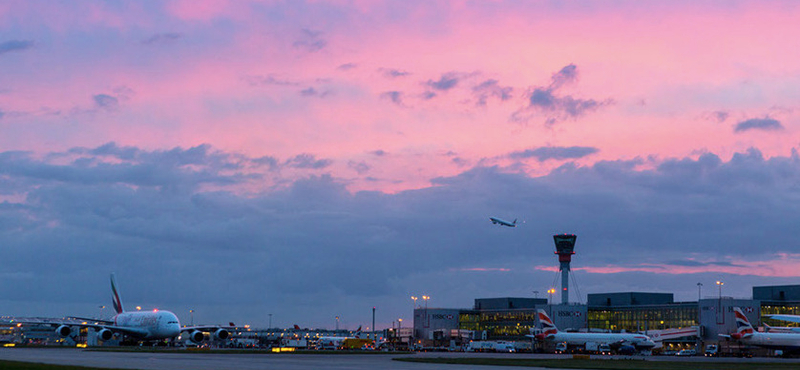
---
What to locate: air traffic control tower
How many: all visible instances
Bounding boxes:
[553,234,577,304]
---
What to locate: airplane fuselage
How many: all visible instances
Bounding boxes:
[113,310,181,340]
[548,332,655,349]
[489,217,516,227]
[742,332,800,351]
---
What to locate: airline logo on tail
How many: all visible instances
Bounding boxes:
[536,309,558,339]
[110,274,124,314]
[732,307,754,339]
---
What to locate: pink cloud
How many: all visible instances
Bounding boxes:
[534,254,800,278]
[165,0,255,22]
[453,268,511,272]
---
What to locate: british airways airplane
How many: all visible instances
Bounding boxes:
[489,217,517,227]
[720,307,800,352]
[529,309,656,353]
[33,274,230,344]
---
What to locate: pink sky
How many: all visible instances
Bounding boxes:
[4,1,800,324]
[2,1,799,193]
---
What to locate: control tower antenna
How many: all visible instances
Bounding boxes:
[553,234,577,304]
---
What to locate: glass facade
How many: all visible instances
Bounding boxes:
[459,309,537,340]
[587,303,698,332]
[761,304,800,328]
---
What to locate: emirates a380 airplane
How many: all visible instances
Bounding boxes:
[36,274,231,344]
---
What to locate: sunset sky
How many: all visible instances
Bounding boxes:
[2,0,800,329]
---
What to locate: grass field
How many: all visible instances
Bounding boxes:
[393,357,800,370]
[85,347,412,355]
[0,360,128,370]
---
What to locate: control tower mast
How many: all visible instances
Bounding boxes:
[553,234,577,304]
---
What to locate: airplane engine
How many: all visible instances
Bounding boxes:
[56,325,72,337]
[98,328,114,341]
[213,328,229,340]
[189,330,205,343]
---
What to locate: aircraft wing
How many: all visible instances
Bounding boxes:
[101,325,150,338]
[14,320,149,338]
[67,316,114,325]
[181,325,233,333]
[767,315,800,324]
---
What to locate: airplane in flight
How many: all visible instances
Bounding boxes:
[529,309,656,353]
[720,307,800,351]
[20,274,231,344]
[489,217,517,227]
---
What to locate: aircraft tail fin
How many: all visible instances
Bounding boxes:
[732,307,755,339]
[355,325,362,334]
[294,324,301,330]
[537,309,558,337]
[513,219,517,225]
[110,273,124,314]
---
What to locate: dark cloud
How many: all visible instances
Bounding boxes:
[293,29,327,52]
[141,33,183,45]
[473,79,513,106]
[4,144,800,328]
[712,111,729,123]
[0,40,34,56]
[380,91,403,105]
[508,146,599,161]
[93,94,119,110]
[253,155,279,170]
[299,87,331,98]
[381,68,410,78]
[664,260,741,267]
[451,157,469,167]
[514,64,612,125]
[1,143,246,192]
[370,150,387,156]
[0,109,4,119]
[549,64,578,89]
[337,63,357,71]
[243,75,299,87]
[734,117,783,133]
[348,161,370,175]
[425,72,460,91]
[285,153,332,169]
[421,91,437,100]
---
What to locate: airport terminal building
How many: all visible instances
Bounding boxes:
[412,284,800,352]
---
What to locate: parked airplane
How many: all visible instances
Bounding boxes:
[529,309,655,353]
[767,314,800,324]
[23,274,231,344]
[720,307,800,351]
[489,217,517,227]
[316,326,362,349]
[765,324,800,334]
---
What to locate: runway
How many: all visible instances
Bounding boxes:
[4,348,800,370]
[0,348,551,370]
